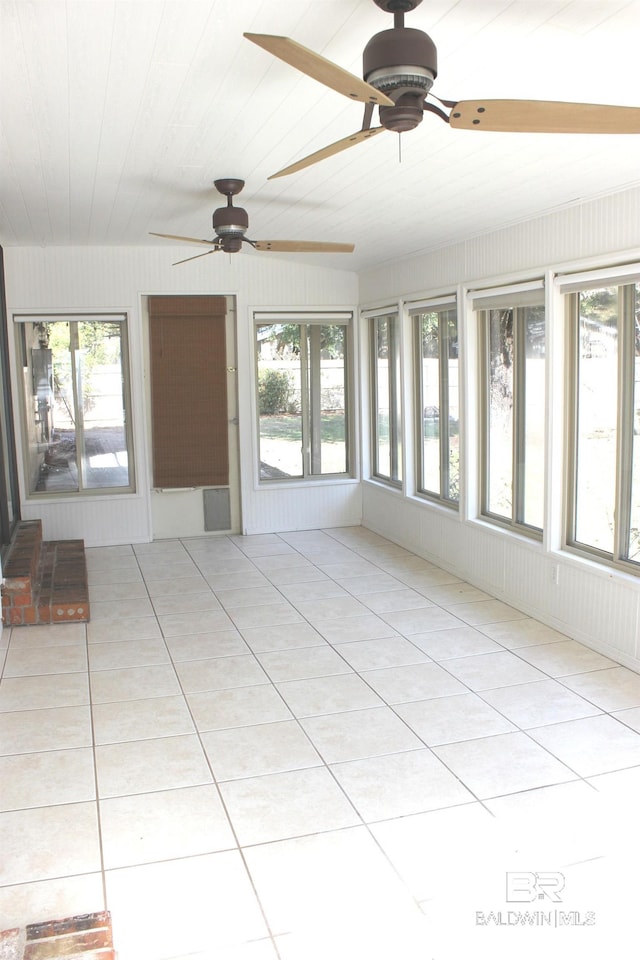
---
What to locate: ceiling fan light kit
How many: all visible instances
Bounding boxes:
[244,0,640,179]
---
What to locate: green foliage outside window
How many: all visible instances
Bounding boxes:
[258,368,291,414]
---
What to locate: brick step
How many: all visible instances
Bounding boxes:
[0,911,114,960]
[1,520,90,626]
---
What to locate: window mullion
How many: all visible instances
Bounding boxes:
[513,308,526,525]
[565,294,580,547]
[299,325,311,478]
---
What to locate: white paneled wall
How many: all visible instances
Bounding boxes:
[359,184,640,673]
[4,246,360,544]
[4,184,640,672]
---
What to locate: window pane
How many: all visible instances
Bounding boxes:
[629,285,640,562]
[22,318,133,495]
[313,324,348,475]
[257,324,303,480]
[522,306,546,528]
[375,318,392,478]
[574,288,618,553]
[256,318,352,482]
[33,323,77,493]
[373,313,401,482]
[487,309,514,518]
[419,313,441,495]
[417,307,459,502]
[77,321,130,489]
[445,310,460,502]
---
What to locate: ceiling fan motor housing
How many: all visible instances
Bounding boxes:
[364,27,437,132]
[213,203,249,247]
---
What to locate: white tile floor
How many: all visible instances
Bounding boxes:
[1,526,640,959]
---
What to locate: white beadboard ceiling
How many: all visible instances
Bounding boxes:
[1,0,640,273]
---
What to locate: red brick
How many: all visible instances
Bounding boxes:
[37,604,52,623]
[26,912,111,940]
[24,930,113,959]
[13,592,34,607]
[4,525,89,627]
[22,606,37,625]
[3,577,32,594]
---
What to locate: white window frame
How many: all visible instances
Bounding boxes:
[367,307,403,487]
[253,310,355,483]
[409,294,459,507]
[472,280,546,537]
[559,266,640,571]
[14,312,135,498]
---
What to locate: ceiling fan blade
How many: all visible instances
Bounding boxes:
[269,126,385,179]
[149,232,218,246]
[448,99,640,134]
[172,249,221,266]
[244,33,393,106]
[254,240,354,253]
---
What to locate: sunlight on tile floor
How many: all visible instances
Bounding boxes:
[2,526,640,959]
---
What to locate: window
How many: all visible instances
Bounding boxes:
[16,314,135,495]
[475,283,546,534]
[411,297,459,504]
[255,312,353,481]
[370,310,402,485]
[564,276,640,567]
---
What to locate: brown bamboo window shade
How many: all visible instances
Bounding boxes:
[149,296,229,488]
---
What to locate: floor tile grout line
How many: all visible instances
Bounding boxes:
[206,545,613,790]
[87,531,640,802]
[187,538,470,938]
[137,536,302,960]
[88,544,155,918]
[88,544,290,955]
[5,527,640,952]
[83,617,111,918]
[210,534,640,803]
[184,536,501,835]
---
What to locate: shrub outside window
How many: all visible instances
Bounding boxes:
[16,314,134,496]
[255,313,353,481]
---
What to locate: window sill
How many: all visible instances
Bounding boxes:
[255,476,360,492]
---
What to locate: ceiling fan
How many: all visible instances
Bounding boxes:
[150,178,354,263]
[245,0,640,179]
